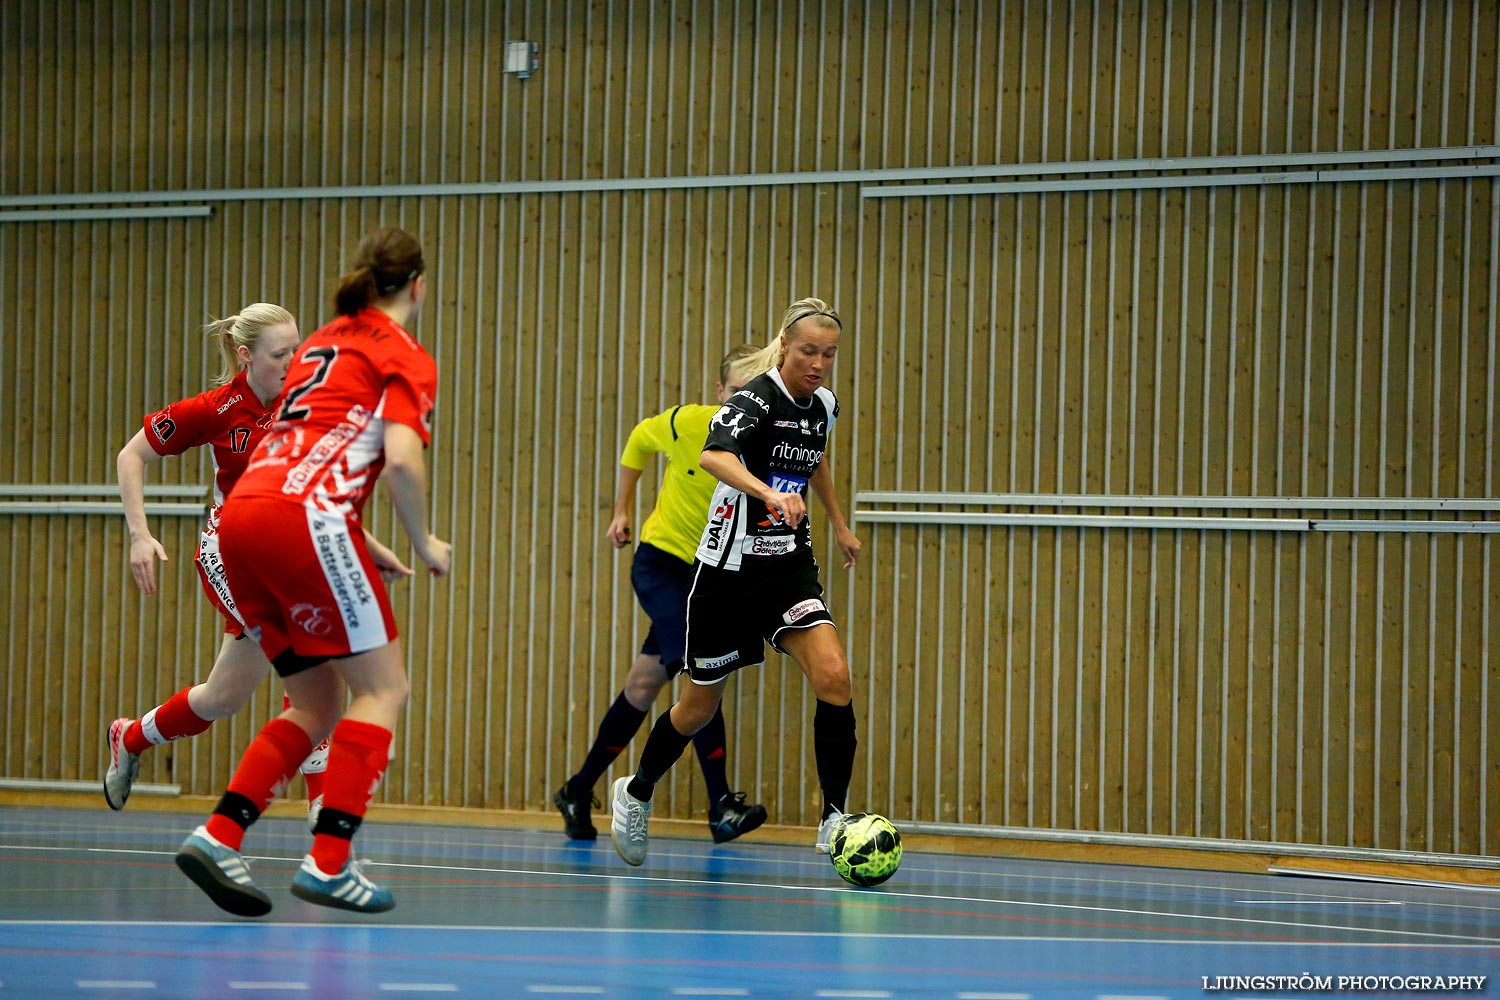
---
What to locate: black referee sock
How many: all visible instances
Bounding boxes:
[627,711,694,802]
[813,699,857,820]
[690,704,731,806]
[569,692,648,798]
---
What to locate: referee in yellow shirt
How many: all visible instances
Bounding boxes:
[555,344,767,843]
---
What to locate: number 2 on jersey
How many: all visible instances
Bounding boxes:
[278,346,339,422]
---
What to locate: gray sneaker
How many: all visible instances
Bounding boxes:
[815,809,845,854]
[174,825,272,917]
[103,718,141,811]
[609,776,651,866]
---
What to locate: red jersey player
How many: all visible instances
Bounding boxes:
[175,228,451,917]
[105,305,411,818]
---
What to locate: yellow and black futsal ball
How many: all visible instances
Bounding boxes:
[829,813,903,887]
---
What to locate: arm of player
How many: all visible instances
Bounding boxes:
[809,458,861,569]
[382,422,452,577]
[362,529,415,582]
[607,465,644,548]
[116,429,169,596]
[700,448,807,530]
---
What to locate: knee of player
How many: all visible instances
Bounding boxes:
[623,671,666,706]
[673,700,718,734]
[811,666,852,706]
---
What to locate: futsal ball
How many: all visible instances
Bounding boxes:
[829,812,903,887]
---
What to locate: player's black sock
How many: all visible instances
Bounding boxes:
[628,711,693,802]
[569,692,647,797]
[814,699,857,819]
[691,704,731,806]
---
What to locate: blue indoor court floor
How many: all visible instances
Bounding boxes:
[1,805,1496,999]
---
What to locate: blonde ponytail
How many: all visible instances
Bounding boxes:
[202,303,297,385]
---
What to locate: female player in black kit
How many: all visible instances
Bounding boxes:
[608,298,861,865]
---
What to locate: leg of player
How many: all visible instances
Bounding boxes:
[777,624,857,853]
[554,652,664,840]
[610,679,726,866]
[289,641,408,914]
[286,693,332,830]
[694,702,767,843]
[174,664,343,917]
[106,634,272,810]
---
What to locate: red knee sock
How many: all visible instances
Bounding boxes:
[309,719,392,874]
[282,694,329,805]
[204,717,313,850]
[124,687,212,755]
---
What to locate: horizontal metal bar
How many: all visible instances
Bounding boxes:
[0,206,214,222]
[0,777,181,797]
[2,146,1494,208]
[854,510,1312,531]
[862,162,1500,198]
[897,820,1500,870]
[1312,519,1500,534]
[854,491,1500,512]
[1269,867,1500,893]
[0,484,206,498]
[0,501,203,516]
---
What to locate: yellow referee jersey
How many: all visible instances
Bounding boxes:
[619,403,719,565]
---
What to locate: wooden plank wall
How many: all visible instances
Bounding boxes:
[1,0,1496,854]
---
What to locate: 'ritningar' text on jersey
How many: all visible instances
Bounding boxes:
[695,368,838,571]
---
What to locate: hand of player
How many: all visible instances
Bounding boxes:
[764,490,807,530]
[366,535,416,583]
[834,525,862,569]
[418,534,453,577]
[129,534,168,596]
[606,512,632,549]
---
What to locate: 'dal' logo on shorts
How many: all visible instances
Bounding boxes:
[291,603,334,636]
[783,599,825,624]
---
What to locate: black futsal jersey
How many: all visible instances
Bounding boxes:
[694,367,839,572]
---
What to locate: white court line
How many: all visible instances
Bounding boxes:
[525,988,604,995]
[4,830,1497,915]
[1234,900,1403,906]
[228,984,308,991]
[4,920,1499,948]
[1096,996,1170,1000]
[379,987,459,994]
[671,990,751,997]
[957,994,1032,999]
[814,992,893,999]
[47,843,1463,947]
[76,984,155,991]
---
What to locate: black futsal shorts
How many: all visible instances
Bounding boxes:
[683,551,835,684]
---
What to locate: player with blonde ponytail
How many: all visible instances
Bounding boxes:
[104,304,412,826]
[609,295,863,867]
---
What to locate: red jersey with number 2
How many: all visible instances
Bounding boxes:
[143,367,275,529]
[235,307,437,518]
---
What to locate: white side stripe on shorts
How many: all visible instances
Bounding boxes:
[305,505,388,653]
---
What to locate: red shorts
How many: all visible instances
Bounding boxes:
[195,527,247,637]
[218,497,398,674]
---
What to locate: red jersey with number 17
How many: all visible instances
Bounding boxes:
[143,367,276,530]
[234,307,437,519]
